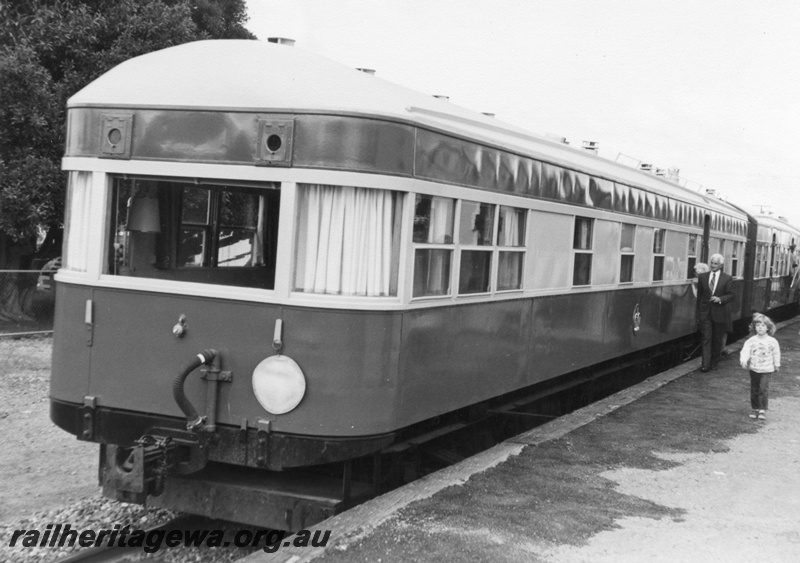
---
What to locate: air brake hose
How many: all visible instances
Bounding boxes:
[172,349,217,430]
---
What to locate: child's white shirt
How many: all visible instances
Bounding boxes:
[739,335,781,373]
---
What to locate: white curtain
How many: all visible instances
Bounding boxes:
[500,206,521,246]
[422,196,454,295]
[298,184,395,296]
[251,195,266,266]
[497,206,524,290]
[64,171,92,272]
[428,197,453,243]
[498,251,523,290]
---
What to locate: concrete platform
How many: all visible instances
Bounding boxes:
[248,319,800,563]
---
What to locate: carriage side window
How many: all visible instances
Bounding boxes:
[412,195,455,297]
[764,240,770,276]
[619,223,636,283]
[780,245,789,275]
[458,201,494,294]
[773,244,779,276]
[755,243,765,278]
[497,206,526,291]
[652,228,665,281]
[773,244,780,276]
[295,184,401,297]
[572,217,593,286]
[64,171,92,272]
[686,234,698,279]
[785,245,792,275]
[709,239,730,272]
[781,245,787,275]
[783,245,790,275]
[781,245,788,275]
[731,241,741,277]
[108,177,280,289]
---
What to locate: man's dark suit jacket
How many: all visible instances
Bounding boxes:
[697,270,734,329]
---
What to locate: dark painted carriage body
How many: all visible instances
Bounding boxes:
[50,41,800,523]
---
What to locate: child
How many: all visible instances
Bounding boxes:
[739,313,781,420]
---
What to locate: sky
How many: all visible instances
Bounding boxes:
[244,0,800,227]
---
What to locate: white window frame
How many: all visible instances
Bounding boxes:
[652,228,666,282]
[495,205,527,294]
[456,200,495,296]
[572,216,594,286]
[411,194,456,300]
[619,223,636,284]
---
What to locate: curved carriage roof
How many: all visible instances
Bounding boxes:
[69,39,742,220]
[753,214,800,232]
[752,214,800,241]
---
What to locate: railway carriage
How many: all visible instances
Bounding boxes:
[745,214,800,314]
[50,39,797,529]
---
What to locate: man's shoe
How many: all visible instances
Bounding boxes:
[700,367,709,373]
[757,410,766,421]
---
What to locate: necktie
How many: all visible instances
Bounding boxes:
[710,273,717,294]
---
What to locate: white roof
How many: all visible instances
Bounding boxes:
[68,39,492,122]
[754,214,800,236]
[69,39,743,217]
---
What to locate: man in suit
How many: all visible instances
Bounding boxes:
[697,253,735,372]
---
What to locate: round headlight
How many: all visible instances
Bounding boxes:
[252,355,306,415]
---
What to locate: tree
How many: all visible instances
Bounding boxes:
[187,0,255,39]
[0,0,254,317]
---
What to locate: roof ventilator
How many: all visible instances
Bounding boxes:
[666,168,681,184]
[267,37,295,46]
